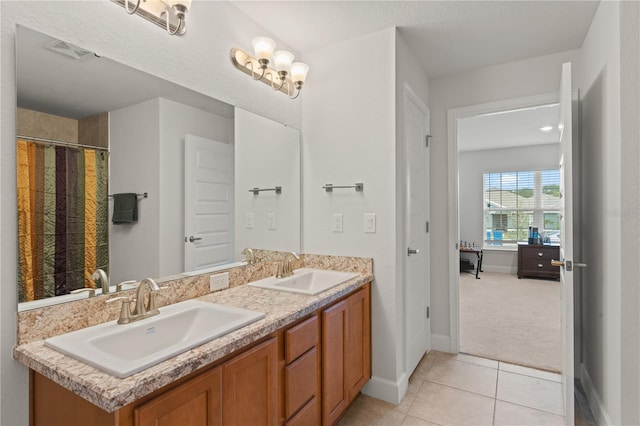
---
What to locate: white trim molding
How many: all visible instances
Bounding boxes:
[430,334,451,352]
[362,373,408,405]
[579,364,613,425]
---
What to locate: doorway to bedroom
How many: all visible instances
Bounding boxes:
[455,98,562,373]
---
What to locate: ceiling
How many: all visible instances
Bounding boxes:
[231,1,599,78]
[457,103,560,152]
[17,26,233,120]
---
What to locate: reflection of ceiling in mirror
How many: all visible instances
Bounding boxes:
[16,25,233,120]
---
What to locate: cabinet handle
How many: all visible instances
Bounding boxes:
[538,252,543,257]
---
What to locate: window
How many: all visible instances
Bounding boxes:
[483,170,561,247]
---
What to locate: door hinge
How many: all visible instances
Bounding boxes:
[426,221,429,233]
[426,307,430,319]
[426,134,433,147]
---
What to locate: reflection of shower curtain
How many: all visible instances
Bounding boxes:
[17,139,108,302]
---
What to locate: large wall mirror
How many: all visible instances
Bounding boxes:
[16,25,301,310]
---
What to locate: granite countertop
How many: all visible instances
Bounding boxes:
[14,273,372,413]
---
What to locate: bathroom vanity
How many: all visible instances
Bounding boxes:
[15,257,372,426]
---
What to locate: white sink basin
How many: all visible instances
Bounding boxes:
[248,268,360,295]
[44,300,265,378]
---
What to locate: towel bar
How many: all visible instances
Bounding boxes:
[108,192,148,199]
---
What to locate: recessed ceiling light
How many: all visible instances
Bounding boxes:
[539,126,554,132]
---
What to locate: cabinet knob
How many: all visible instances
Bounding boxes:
[538,252,543,257]
[538,263,544,268]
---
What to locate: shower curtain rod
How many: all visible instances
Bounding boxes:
[17,135,110,152]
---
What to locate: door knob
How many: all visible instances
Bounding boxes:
[189,236,202,243]
[407,248,420,256]
[551,259,588,271]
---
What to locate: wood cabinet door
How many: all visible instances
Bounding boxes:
[222,337,279,426]
[347,287,371,402]
[321,300,348,426]
[134,367,222,426]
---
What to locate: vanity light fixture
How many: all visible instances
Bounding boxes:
[230,37,309,99]
[113,0,191,36]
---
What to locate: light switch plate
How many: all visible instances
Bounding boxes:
[364,213,376,233]
[210,272,229,292]
[245,212,255,229]
[267,213,277,230]
[332,214,344,232]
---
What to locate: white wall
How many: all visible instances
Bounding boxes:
[234,108,301,257]
[428,49,581,345]
[109,99,162,284]
[459,143,560,273]
[302,28,403,402]
[0,2,301,423]
[158,98,234,277]
[578,1,640,424]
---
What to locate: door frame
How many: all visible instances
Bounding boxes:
[403,82,431,376]
[446,92,559,353]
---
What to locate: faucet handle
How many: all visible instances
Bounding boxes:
[106,296,133,324]
[71,288,96,298]
[116,280,139,292]
[147,286,169,314]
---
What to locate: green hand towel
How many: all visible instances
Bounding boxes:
[112,193,138,224]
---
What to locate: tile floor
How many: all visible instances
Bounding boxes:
[338,351,568,426]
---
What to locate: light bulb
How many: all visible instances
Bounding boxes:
[290,62,309,84]
[273,50,294,73]
[251,37,276,61]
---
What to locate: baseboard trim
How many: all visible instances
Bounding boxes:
[481,265,517,274]
[431,334,451,352]
[579,363,613,425]
[361,374,406,404]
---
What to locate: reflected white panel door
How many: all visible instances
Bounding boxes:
[404,84,431,376]
[557,62,576,424]
[184,135,234,272]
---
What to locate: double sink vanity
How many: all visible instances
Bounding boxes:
[14,253,373,425]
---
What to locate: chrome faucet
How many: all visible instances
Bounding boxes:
[106,278,166,324]
[241,248,257,265]
[90,269,109,294]
[276,252,300,278]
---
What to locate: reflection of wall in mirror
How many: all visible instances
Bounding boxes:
[234,108,301,258]
[109,97,233,284]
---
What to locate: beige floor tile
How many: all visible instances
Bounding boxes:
[338,394,406,426]
[497,371,564,416]
[402,415,441,425]
[397,377,425,414]
[494,400,566,425]
[455,352,500,369]
[408,381,495,425]
[426,357,498,397]
[499,362,561,383]
[411,354,436,381]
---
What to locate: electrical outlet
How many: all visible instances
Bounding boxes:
[364,213,376,233]
[332,213,344,232]
[267,213,277,230]
[245,212,255,229]
[210,272,229,292]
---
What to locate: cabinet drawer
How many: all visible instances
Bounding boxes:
[520,258,556,271]
[285,347,318,419]
[285,316,319,364]
[285,396,318,426]
[520,246,559,261]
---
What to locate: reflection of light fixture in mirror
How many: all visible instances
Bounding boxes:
[230,37,310,99]
[113,0,191,36]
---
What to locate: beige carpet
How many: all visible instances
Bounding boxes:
[459,271,561,372]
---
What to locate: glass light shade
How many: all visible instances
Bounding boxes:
[273,50,294,73]
[290,62,310,83]
[251,37,276,61]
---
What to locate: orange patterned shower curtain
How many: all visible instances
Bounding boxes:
[17,139,108,303]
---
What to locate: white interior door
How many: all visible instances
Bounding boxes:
[404,84,431,376]
[558,62,576,424]
[184,135,234,272]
